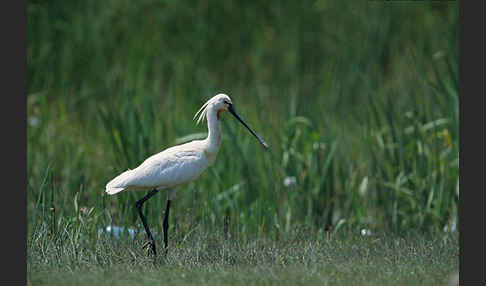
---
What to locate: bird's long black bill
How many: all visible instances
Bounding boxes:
[228,104,268,148]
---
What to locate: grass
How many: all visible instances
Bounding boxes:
[28,223,458,285]
[27,0,459,284]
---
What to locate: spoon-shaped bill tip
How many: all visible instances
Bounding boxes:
[228,105,269,149]
[260,139,269,149]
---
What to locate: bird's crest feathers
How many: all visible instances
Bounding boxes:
[193,94,230,125]
[193,99,211,125]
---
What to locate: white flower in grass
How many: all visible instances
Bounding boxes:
[28,116,39,127]
[283,176,296,187]
[360,228,372,236]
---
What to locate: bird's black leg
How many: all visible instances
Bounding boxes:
[162,199,171,255]
[135,189,159,256]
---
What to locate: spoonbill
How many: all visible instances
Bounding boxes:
[105,94,268,256]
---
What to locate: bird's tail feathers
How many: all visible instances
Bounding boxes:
[106,187,126,195]
[105,169,134,195]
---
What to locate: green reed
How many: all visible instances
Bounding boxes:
[27,1,458,242]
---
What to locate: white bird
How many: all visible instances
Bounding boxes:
[105,93,268,256]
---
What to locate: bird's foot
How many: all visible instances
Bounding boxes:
[142,238,157,256]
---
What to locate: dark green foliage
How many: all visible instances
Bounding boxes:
[27,1,459,282]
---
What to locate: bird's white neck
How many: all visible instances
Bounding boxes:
[204,107,222,156]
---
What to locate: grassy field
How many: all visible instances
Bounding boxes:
[27,1,459,285]
[28,227,458,285]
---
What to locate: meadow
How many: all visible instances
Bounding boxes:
[27,1,459,285]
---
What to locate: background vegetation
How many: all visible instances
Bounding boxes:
[27,0,459,284]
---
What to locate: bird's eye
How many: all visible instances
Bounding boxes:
[224,100,230,105]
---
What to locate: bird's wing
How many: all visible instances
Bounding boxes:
[107,144,209,193]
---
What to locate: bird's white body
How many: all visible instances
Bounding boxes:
[106,140,208,194]
[105,93,267,256]
[105,94,226,197]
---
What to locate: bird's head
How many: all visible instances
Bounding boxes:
[211,94,233,119]
[194,93,232,124]
[194,93,268,148]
